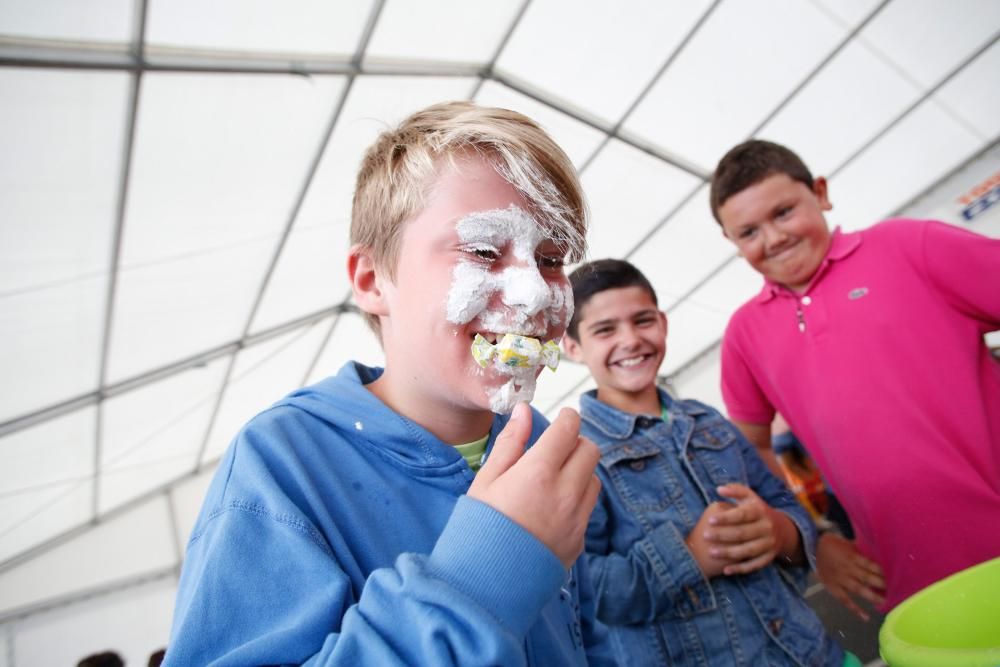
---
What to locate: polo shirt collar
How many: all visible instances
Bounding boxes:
[755,226,862,302]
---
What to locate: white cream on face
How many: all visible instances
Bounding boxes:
[445,205,573,413]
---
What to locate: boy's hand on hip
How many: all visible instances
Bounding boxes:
[816,532,885,622]
[468,403,602,569]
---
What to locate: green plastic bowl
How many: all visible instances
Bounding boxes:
[880,557,1000,667]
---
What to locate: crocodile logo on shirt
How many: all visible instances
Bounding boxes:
[848,287,869,300]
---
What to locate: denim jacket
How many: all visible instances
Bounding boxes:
[580,389,844,667]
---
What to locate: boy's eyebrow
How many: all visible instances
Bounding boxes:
[585,309,657,331]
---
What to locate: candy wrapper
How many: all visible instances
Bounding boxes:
[471,333,560,371]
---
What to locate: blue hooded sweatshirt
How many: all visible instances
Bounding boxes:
[165,362,612,666]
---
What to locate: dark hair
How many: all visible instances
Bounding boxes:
[566,259,657,340]
[148,648,167,667]
[710,139,814,224]
[76,652,124,667]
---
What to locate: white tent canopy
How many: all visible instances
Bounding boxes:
[1,1,998,664]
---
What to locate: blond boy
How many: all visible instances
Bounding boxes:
[165,102,611,666]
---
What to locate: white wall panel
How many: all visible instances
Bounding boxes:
[251,75,472,333]
[474,80,606,169]
[0,495,174,616]
[110,73,344,379]
[497,0,713,123]
[859,0,1000,89]
[100,356,229,514]
[628,186,733,308]
[201,321,331,464]
[581,140,700,263]
[307,312,385,384]
[936,38,1000,140]
[367,1,520,64]
[830,100,983,230]
[759,41,920,175]
[0,0,132,43]
[626,0,845,171]
[9,575,175,667]
[0,408,95,565]
[146,0,373,56]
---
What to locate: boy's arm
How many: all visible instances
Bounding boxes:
[571,555,617,667]
[735,429,818,575]
[913,219,1000,325]
[584,488,716,626]
[732,419,782,480]
[166,495,567,667]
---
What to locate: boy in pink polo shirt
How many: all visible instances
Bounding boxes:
[710,139,1000,617]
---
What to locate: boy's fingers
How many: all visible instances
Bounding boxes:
[723,550,772,575]
[561,435,601,485]
[716,483,751,501]
[478,402,531,483]
[521,407,581,468]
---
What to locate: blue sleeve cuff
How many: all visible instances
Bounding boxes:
[425,496,565,638]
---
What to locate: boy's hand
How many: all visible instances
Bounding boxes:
[816,532,885,621]
[700,483,797,576]
[685,502,736,578]
[468,403,602,569]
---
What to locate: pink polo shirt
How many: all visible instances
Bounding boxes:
[721,218,1000,609]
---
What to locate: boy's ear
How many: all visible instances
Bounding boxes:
[813,176,833,211]
[561,333,584,363]
[348,245,389,317]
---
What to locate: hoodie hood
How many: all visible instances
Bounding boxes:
[276,362,518,474]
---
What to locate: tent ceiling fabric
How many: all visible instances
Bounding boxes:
[1,0,998,643]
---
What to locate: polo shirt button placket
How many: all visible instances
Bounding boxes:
[796,295,811,332]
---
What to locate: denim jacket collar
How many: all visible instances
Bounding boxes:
[579,388,709,443]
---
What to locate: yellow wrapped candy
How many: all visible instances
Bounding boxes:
[471,333,560,371]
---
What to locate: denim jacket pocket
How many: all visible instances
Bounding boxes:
[601,440,683,514]
[687,419,747,488]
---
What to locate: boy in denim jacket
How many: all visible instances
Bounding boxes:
[563,258,852,667]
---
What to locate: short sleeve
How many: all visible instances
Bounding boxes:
[917,219,1000,329]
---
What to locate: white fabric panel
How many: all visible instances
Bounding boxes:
[581,140,701,262]
[145,0,373,56]
[0,69,127,421]
[497,0,713,123]
[533,362,591,415]
[542,375,597,419]
[0,0,132,43]
[0,495,174,616]
[0,407,95,565]
[474,80,606,169]
[251,75,472,333]
[625,0,845,171]
[671,346,724,413]
[366,1,520,64]
[109,73,343,380]
[658,294,729,377]
[829,100,983,231]
[0,628,7,667]
[936,38,1000,140]
[170,466,217,554]
[655,258,764,377]
[811,0,884,27]
[0,280,106,424]
[201,320,332,464]
[859,0,1000,89]
[307,312,385,384]
[9,577,175,667]
[99,356,230,515]
[627,186,733,308]
[758,40,921,176]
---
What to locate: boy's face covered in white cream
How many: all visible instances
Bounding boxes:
[376,157,574,418]
[446,205,573,413]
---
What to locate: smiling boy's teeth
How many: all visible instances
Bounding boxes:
[618,356,644,367]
